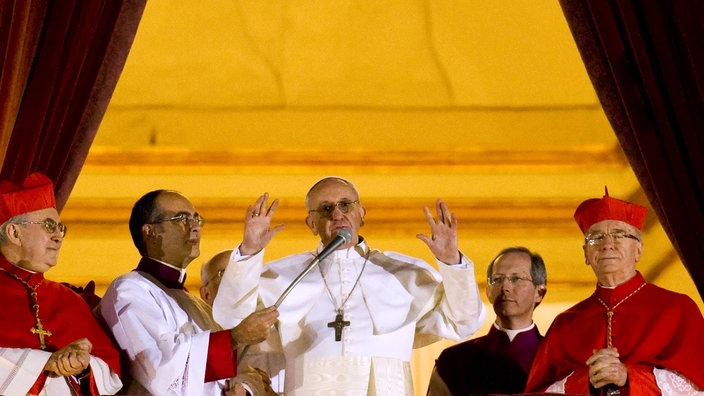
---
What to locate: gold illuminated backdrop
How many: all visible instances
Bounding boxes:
[53,1,702,394]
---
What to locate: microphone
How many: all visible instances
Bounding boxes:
[311,227,354,265]
[273,228,353,308]
[240,228,354,362]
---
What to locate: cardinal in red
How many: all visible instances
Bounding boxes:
[525,188,704,395]
[0,173,122,395]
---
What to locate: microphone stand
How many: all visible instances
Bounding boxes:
[238,229,352,361]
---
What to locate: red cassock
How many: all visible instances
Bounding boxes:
[525,272,704,394]
[0,256,121,394]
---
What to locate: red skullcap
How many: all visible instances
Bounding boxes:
[0,173,56,224]
[573,187,647,234]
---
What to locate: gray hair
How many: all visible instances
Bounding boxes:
[0,214,27,244]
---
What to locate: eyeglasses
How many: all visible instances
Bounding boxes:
[585,231,640,246]
[16,218,67,238]
[309,200,359,218]
[150,213,205,228]
[487,275,534,286]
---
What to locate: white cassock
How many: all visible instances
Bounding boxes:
[0,349,121,396]
[98,271,228,396]
[213,240,486,396]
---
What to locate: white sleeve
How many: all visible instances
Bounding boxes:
[0,348,122,395]
[0,347,50,395]
[98,276,211,395]
[88,355,123,395]
[212,249,266,328]
[654,368,704,395]
[414,254,486,345]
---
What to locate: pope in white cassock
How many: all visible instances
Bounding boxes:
[213,177,486,395]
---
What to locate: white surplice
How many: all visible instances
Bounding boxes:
[98,271,226,396]
[213,240,486,395]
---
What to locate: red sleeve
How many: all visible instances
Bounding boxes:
[28,372,48,396]
[563,364,659,395]
[622,364,659,395]
[204,330,237,382]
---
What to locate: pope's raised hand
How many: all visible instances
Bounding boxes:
[240,193,285,256]
[416,199,461,264]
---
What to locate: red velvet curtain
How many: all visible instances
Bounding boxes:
[560,0,704,300]
[0,0,146,210]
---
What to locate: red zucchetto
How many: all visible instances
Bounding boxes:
[0,172,56,224]
[573,187,647,234]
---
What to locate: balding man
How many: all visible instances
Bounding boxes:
[201,250,232,306]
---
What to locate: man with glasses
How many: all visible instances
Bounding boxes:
[0,172,122,395]
[427,246,547,395]
[526,189,704,395]
[213,176,486,394]
[200,249,232,306]
[97,189,280,395]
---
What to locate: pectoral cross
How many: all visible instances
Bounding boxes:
[327,311,350,342]
[30,319,52,350]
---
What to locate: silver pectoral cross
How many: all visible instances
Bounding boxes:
[327,311,350,342]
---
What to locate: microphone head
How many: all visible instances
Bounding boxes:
[337,227,353,243]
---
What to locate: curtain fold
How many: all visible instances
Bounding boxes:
[559,0,704,299]
[0,0,146,210]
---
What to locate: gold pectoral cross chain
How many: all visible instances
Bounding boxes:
[1,268,52,349]
[595,282,646,348]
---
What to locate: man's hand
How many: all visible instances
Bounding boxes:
[587,348,628,389]
[416,199,461,264]
[239,193,286,256]
[224,380,249,396]
[229,365,279,396]
[230,306,279,349]
[44,338,92,377]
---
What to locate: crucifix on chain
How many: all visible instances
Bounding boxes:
[30,319,52,350]
[327,311,350,342]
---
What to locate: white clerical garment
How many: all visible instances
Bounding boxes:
[213,240,486,396]
[99,270,228,396]
[0,349,120,396]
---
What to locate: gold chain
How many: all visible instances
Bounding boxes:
[0,268,52,349]
[595,282,646,348]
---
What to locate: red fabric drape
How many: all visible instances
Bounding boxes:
[0,0,146,210]
[559,0,704,300]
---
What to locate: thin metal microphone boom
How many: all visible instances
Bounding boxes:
[274,227,353,308]
[239,228,353,361]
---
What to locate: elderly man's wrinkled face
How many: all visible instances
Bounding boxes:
[305,179,365,248]
[12,208,64,273]
[583,219,642,282]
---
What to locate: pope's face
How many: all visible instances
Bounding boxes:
[583,219,642,284]
[14,208,64,273]
[305,179,365,248]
